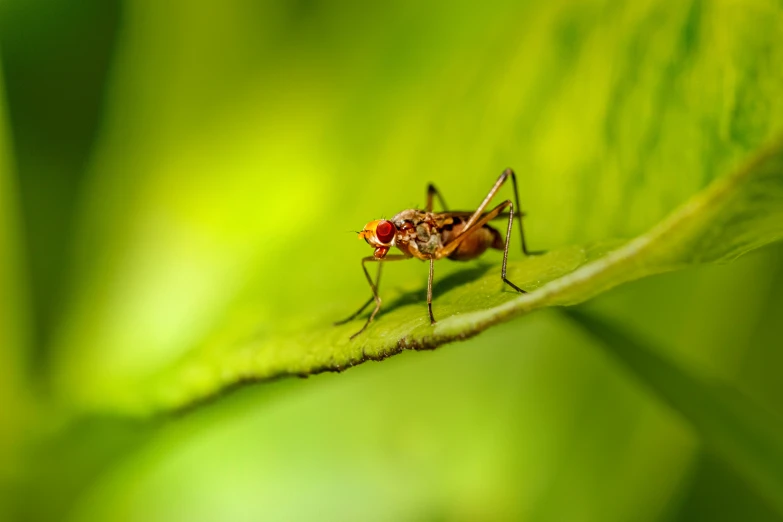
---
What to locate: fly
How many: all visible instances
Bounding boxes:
[336,168,538,339]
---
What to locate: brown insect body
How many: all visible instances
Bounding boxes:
[340,168,538,339]
[390,210,503,262]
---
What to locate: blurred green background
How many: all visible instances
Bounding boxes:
[2,0,783,520]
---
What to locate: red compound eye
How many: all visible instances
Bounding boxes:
[376,220,396,244]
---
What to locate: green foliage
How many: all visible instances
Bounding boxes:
[567,308,783,515]
[3,0,783,520]
[30,0,783,415]
[140,142,783,414]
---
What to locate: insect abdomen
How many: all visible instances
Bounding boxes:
[443,224,503,261]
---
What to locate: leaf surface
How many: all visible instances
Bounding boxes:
[137,141,783,413]
[41,0,783,414]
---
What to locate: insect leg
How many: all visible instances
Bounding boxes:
[333,262,381,326]
[440,200,527,294]
[465,168,541,256]
[426,183,449,212]
[506,169,546,256]
[427,257,436,324]
[501,202,526,293]
[463,170,508,229]
[441,200,510,256]
[339,255,409,339]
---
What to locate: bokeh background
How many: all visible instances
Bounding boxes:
[2,0,783,520]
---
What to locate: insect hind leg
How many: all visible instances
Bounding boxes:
[501,201,527,293]
[502,168,544,256]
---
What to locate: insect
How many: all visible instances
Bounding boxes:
[336,168,538,339]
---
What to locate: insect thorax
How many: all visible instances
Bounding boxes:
[392,209,443,257]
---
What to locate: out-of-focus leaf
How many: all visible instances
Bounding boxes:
[48,243,783,522]
[0,0,122,358]
[0,54,32,487]
[10,416,157,522]
[564,307,783,517]
[66,317,697,522]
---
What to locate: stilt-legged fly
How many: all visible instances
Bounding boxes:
[336,168,537,339]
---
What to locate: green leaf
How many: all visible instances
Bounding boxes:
[6,2,783,519]
[132,140,783,413]
[564,307,783,517]
[45,0,783,414]
[0,53,34,482]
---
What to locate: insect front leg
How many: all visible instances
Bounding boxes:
[337,255,408,339]
[333,262,380,326]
